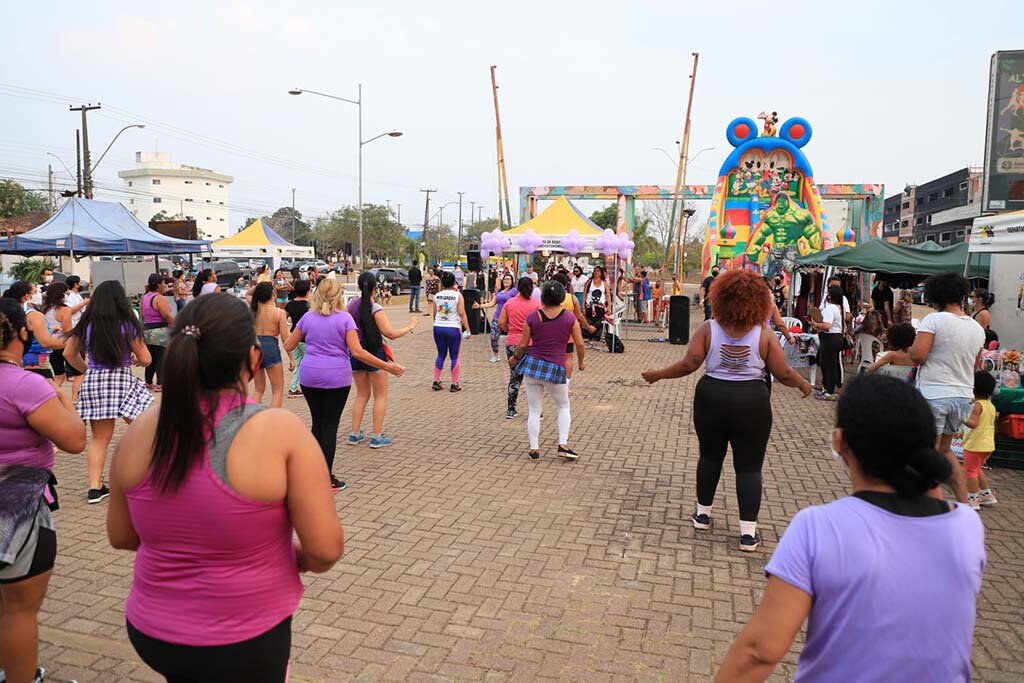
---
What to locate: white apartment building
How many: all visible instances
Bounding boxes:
[118,152,234,240]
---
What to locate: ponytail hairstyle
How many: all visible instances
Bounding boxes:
[193,269,213,298]
[3,280,33,303]
[41,282,69,314]
[0,297,28,348]
[357,271,383,353]
[151,293,256,493]
[71,280,143,367]
[250,281,274,314]
[835,374,951,497]
[972,288,995,308]
[516,276,534,299]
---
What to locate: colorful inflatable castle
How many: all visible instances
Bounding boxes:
[702,114,828,276]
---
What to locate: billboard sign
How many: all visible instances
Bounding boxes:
[983,50,1024,212]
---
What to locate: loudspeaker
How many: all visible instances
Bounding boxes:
[462,289,485,334]
[466,250,482,272]
[669,295,690,345]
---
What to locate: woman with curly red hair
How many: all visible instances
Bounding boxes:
[642,269,811,551]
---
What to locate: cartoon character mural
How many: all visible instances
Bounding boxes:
[702,115,829,275]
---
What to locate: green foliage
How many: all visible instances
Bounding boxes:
[422,224,458,265]
[464,217,500,245]
[151,210,172,222]
[268,206,314,245]
[0,179,48,218]
[10,258,58,282]
[314,203,407,264]
[590,205,618,230]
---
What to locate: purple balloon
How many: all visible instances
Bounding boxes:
[517,229,543,254]
[560,228,587,255]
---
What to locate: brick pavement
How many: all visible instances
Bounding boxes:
[38,304,1024,682]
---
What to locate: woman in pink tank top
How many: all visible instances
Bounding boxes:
[107,293,344,682]
[642,270,811,552]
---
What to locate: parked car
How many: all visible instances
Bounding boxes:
[367,268,411,295]
[210,260,244,290]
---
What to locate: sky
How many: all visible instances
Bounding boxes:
[1,0,1022,233]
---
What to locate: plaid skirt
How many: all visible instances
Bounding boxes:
[76,367,154,421]
[516,355,567,384]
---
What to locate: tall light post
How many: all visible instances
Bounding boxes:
[91,124,146,176]
[456,191,465,255]
[288,86,402,270]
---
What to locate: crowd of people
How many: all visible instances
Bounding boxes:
[0,257,1005,682]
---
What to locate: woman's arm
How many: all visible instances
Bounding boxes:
[376,311,418,340]
[508,321,533,365]
[498,306,510,334]
[770,303,795,345]
[28,311,64,350]
[26,392,87,453]
[764,333,812,396]
[154,295,175,324]
[347,330,404,377]
[474,293,497,310]
[58,308,73,336]
[63,335,86,372]
[714,576,812,682]
[278,311,295,371]
[130,334,152,367]
[284,326,304,353]
[641,323,711,383]
[571,321,586,371]
[106,449,141,551]
[909,331,934,365]
[866,354,893,374]
[457,295,471,332]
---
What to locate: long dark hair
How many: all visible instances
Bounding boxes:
[192,269,213,298]
[0,297,27,348]
[3,280,33,302]
[42,282,69,313]
[836,374,950,497]
[151,294,256,493]
[516,276,534,299]
[71,280,143,367]
[357,271,383,353]
[250,281,273,314]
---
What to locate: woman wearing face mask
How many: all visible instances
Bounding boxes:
[717,374,984,682]
[0,298,87,683]
[3,281,65,381]
[141,274,175,393]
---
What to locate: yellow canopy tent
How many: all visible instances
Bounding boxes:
[211,218,314,261]
[503,196,604,252]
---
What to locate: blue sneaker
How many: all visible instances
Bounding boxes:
[347,431,366,446]
[369,434,393,449]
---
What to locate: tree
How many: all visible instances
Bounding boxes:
[151,210,172,222]
[463,217,500,246]
[0,179,48,218]
[590,205,618,231]
[315,203,406,264]
[268,206,314,245]
[422,223,458,265]
[10,258,58,282]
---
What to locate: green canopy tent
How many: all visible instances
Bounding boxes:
[793,244,853,267]
[795,238,989,287]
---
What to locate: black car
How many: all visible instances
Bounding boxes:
[210,261,244,289]
[368,268,412,294]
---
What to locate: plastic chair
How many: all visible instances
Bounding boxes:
[781,316,803,333]
[855,334,881,372]
[602,297,627,346]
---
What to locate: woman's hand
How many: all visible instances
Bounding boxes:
[577,360,586,372]
[386,362,405,378]
[797,379,812,398]
[472,302,481,309]
[289,357,296,372]
[641,369,661,384]
[508,355,519,368]
[408,316,419,330]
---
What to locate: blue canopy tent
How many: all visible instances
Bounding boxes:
[0,198,210,256]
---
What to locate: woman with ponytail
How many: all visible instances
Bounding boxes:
[192,268,217,298]
[250,281,293,408]
[106,293,344,682]
[718,374,985,682]
[345,272,417,448]
[970,287,998,346]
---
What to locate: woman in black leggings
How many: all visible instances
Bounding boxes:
[811,285,845,401]
[642,270,811,551]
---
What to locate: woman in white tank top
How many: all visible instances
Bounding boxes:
[431,271,471,391]
[641,270,810,552]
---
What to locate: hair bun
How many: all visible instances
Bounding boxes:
[906,446,951,486]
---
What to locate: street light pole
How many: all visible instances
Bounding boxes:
[291,188,296,242]
[456,191,465,255]
[90,123,146,177]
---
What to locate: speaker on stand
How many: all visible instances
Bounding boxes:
[462,289,485,334]
[669,295,690,345]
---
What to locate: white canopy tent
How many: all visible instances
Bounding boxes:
[969,210,1024,349]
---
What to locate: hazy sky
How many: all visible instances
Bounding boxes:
[2,0,1022,232]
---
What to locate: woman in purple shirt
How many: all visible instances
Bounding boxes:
[473,273,516,363]
[508,281,585,461]
[0,298,86,683]
[717,374,985,682]
[284,279,403,492]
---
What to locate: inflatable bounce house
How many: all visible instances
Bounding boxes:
[702,113,828,276]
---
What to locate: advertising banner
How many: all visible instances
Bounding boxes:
[983,51,1024,212]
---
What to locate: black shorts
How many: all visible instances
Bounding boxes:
[50,348,82,377]
[566,343,575,353]
[350,346,387,373]
[127,616,292,683]
[0,526,56,585]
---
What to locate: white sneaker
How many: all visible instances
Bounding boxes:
[489,356,499,363]
[967,496,981,511]
[977,491,999,506]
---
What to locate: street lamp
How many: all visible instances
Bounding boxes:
[288,85,402,270]
[91,124,145,174]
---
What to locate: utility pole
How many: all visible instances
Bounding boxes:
[47,164,54,215]
[420,188,435,263]
[70,104,101,199]
[75,130,82,197]
[396,203,401,227]
[291,188,297,241]
[489,66,512,228]
[469,201,476,237]
[674,53,699,276]
[456,191,465,255]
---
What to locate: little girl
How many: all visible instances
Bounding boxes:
[867,323,916,381]
[963,371,998,510]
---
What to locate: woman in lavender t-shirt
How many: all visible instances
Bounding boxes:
[717,374,985,682]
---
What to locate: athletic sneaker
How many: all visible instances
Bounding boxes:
[489,355,499,363]
[977,490,998,506]
[87,485,110,504]
[369,435,393,449]
[431,380,444,391]
[287,389,303,399]
[450,383,462,392]
[557,445,579,461]
[967,496,981,511]
[528,450,540,460]
[506,409,517,419]
[330,475,347,492]
[739,533,761,552]
[347,431,366,446]
[691,511,711,530]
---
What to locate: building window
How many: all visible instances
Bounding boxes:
[926,234,936,242]
[219,218,225,221]
[940,232,951,242]
[926,214,932,223]
[901,219,908,228]
[185,198,193,202]
[128,181,133,187]
[916,197,924,206]
[185,180,193,184]
[153,197,162,203]
[915,216,924,225]
[928,192,938,202]
[944,187,955,198]
[955,230,965,238]
[218,184,224,188]
[206,182,211,186]
[901,201,909,210]
[218,201,224,205]
[960,181,968,190]
[152,179,161,185]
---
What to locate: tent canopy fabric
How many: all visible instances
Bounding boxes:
[968,209,1024,253]
[800,238,989,279]
[794,244,852,267]
[210,218,313,259]
[505,197,604,236]
[0,198,210,256]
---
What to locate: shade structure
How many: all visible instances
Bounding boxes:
[210,218,314,260]
[794,243,853,267]
[968,210,1024,253]
[0,198,210,256]
[502,197,604,253]
[801,237,989,279]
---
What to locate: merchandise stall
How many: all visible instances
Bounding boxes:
[210,218,314,270]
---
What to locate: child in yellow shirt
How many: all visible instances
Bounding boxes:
[963,371,998,510]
